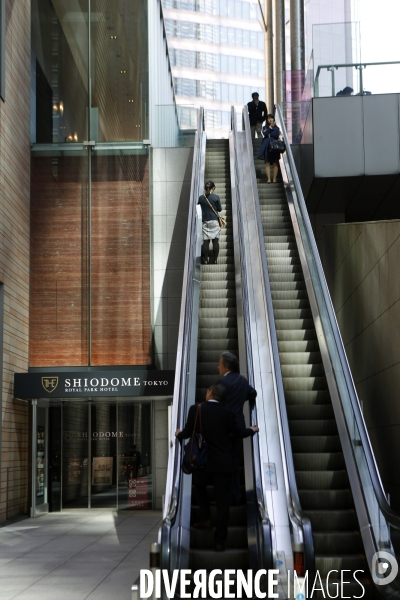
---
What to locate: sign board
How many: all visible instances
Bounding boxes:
[14,370,175,399]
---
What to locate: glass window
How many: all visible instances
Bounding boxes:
[220,26,228,45]
[221,83,229,101]
[236,85,244,104]
[258,60,264,79]
[251,58,258,76]
[250,30,257,48]
[243,57,251,76]
[243,29,250,47]
[220,0,227,16]
[244,85,252,100]
[221,111,230,125]
[229,84,236,103]
[235,28,243,46]
[242,2,250,19]
[228,0,235,17]
[227,27,235,45]
[235,1,242,18]
[228,55,236,74]
[236,56,243,75]
[258,31,264,50]
[165,19,174,36]
[221,54,228,73]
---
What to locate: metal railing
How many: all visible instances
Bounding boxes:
[275,102,400,596]
[158,107,205,580]
[314,60,400,97]
[241,106,316,580]
[229,107,273,571]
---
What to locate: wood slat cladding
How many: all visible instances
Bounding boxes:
[91,154,151,365]
[30,153,151,366]
[0,0,31,523]
[30,155,89,366]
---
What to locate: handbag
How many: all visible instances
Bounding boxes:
[182,404,208,474]
[204,195,226,228]
[268,137,286,154]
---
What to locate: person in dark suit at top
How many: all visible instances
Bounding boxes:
[217,352,257,504]
[175,383,258,551]
[247,92,267,139]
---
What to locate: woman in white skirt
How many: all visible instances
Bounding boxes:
[198,181,222,265]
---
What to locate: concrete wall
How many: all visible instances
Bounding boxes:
[321,219,400,510]
[152,147,193,370]
[0,1,31,523]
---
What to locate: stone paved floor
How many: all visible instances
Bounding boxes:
[0,510,161,600]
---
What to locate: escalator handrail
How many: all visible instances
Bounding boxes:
[241,107,316,576]
[160,109,205,565]
[230,107,273,570]
[274,103,400,532]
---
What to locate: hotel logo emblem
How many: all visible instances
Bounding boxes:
[42,377,59,393]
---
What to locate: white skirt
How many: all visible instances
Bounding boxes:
[202,219,221,240]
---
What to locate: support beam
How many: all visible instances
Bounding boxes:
[264,0,274,113]
[274,0,286,109]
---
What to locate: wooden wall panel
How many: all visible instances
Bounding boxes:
[91,154,151,365]
[30,156,89,366]
[0,1,31,523]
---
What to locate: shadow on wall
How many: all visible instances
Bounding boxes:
[320,219,400,511]
[152,148,194,370]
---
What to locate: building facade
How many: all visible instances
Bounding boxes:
[163,0,266,135]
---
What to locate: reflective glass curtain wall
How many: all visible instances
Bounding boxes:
[30,0,151,367]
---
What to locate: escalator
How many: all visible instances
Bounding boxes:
[191,138,248,571]
[158,112,276,592]
[237,106,400,598]
[252,138,372,595]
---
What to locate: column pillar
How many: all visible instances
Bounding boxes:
[264,0,274,112]
[274,0,286,110]
[290,0,305,140]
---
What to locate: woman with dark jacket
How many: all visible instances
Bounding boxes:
[198,180,222,265]
[257,114,281,183]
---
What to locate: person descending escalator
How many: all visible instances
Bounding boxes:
[198,181,222,265]
[257,114,281,183]
[175,383,258,552]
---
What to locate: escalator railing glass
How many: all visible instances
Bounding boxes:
[274,103,400,596]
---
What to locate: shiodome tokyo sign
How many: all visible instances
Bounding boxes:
[14,370,175,398]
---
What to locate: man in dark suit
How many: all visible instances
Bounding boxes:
[217,352,257,504]
[175,383,258,551]
[247,92,267,138]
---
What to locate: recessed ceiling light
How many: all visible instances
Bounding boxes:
[110,35,117,39]
[120,70,127,74]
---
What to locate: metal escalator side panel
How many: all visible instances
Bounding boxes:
[160,112,206,578]
[274,104,400,596]
[241,106,316,581]
[230,111,294,584]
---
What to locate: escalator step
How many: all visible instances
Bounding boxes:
[293,452,344,470]
[291,435,341,452]
[313,531,363,554]
[201,289,236,299]
[289,419,337,436]
[190,526,247,549]
[191,504,246,526]
[281,364,325,377]
[278,341,321,353]
[303,509,358,531]
[270,281,307,292]
[299,489,354,509]
[296,470,349,489]
[280,351,322,365]
[277,329,318,341]
[287,404,334,419]
[190,548,249,571]
[273,308,312,319]
[199,308,237,318]
[200,299,237,309]
[199,317,237,329]
[198,328,238,341]
[283,376,327,391]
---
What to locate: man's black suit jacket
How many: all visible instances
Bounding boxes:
[247,100,267,125]
[177,402,254,473]
[218,372,257,428]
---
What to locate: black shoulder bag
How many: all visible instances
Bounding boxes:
[182,405,208,474]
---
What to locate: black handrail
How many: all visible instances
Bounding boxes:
[274,102,400,595]
[230,107,273,571]
[242,106,316,579]
[159,108,205,575]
